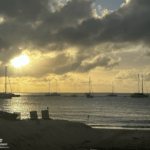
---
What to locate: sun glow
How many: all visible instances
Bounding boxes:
[11,55,30,68]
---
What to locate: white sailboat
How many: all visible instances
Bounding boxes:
[45,81,61,96]
[70,84,77,97]
[45,81,51,96]
[131,74,149,98]
[108,82,117,97]
[0,66,20,99]
[85,77,93,98]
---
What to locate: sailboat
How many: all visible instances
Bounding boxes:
[85,77,93,98]
[45,81,51,96]
[70,84,77,97]
[45,81,61,96]
[108,82,117,97]
[0,66,20,99]
[8,76,20,97]
[131,74,149,98]
[0,111,20,120]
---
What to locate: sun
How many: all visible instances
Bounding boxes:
[11,55,30,68]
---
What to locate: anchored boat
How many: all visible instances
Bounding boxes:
[0,111,20,120]
[85,77,93,98]
[0,66,20,99]
[131,74,149,98]
[45,81,61,96]
[108,82,117,97]
[70,84,78,97]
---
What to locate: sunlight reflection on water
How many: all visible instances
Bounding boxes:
[0,93,150,129]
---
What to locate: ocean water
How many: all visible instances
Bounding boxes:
[1,93,150,130]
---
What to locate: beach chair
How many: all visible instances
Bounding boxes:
[30,111,38,120]
[41,110,49,120]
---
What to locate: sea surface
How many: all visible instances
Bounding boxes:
[1,93,150,130]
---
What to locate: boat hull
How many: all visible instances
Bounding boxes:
[85,96,93,98]
[0,111,20,120]
[11,94,20,97]
[45,93,61,96]
[130,93,149,98]
[0,93,20,99]
[0,93,12,99]
[70,94,77,97]
[85,93,93,98]
[108,94,118,97]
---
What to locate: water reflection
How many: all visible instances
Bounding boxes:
[0,94,150,129]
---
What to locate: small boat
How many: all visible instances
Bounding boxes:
[70,84,78,97]
[0,66,16,99]
[0,93,12,99]
[131,74,149,98]
[10,93,20,97]
[131,93,149,98]
[0,66,20,99]
[108,93,118,97]
[70,93,77,97]
[85,77,93,98]
[45,92,61,96]
[8,73,20,97]
[0,111,20,120]
[108,82,117,97]
[85,93,93,98]
[45,81,51,96]
[45,81,61,96]
[49,92,61,96]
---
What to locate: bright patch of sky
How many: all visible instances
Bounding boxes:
[93,0,126,16]
[59,0,126,17]
[94,0,126,11]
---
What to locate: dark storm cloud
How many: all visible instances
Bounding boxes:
[97,0,150,44]
[77,56,119,73]
[47,55,119,75]
[54,0,150,47]
[145,51,150,57]
[0,53,119,77]
[7,53,70,77]
[0,0,52,22]
[0,0,150,76]
[0,0,94,63]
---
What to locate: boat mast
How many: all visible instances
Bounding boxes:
[49,81,50,94]
[8,78,12,93]
[142,75,143,94]
[5,66,7,93]
[89,77,91,93]
[56,81,57,93]
[138,74,140,93]
[74,84,76,94]
[112,82,114,94]
[56,81,59,93]
[74,84,75,94]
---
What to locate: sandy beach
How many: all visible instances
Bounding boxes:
[0,119,150,150]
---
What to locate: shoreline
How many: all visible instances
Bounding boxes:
[0,119,150,149]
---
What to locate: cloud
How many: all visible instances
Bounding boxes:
[77,56,119,73]
[145,51,150,57]
[0,0,95,64]
[115,69,139,80]
[0,0,150,77]
[47,0,150,53]
[121,0,131,7]
[0,51,119,77]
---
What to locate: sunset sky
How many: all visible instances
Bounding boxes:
[0,0,150,93]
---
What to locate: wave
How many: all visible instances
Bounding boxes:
[89,124,150,129]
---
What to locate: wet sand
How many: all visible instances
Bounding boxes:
[0,119,150,150]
